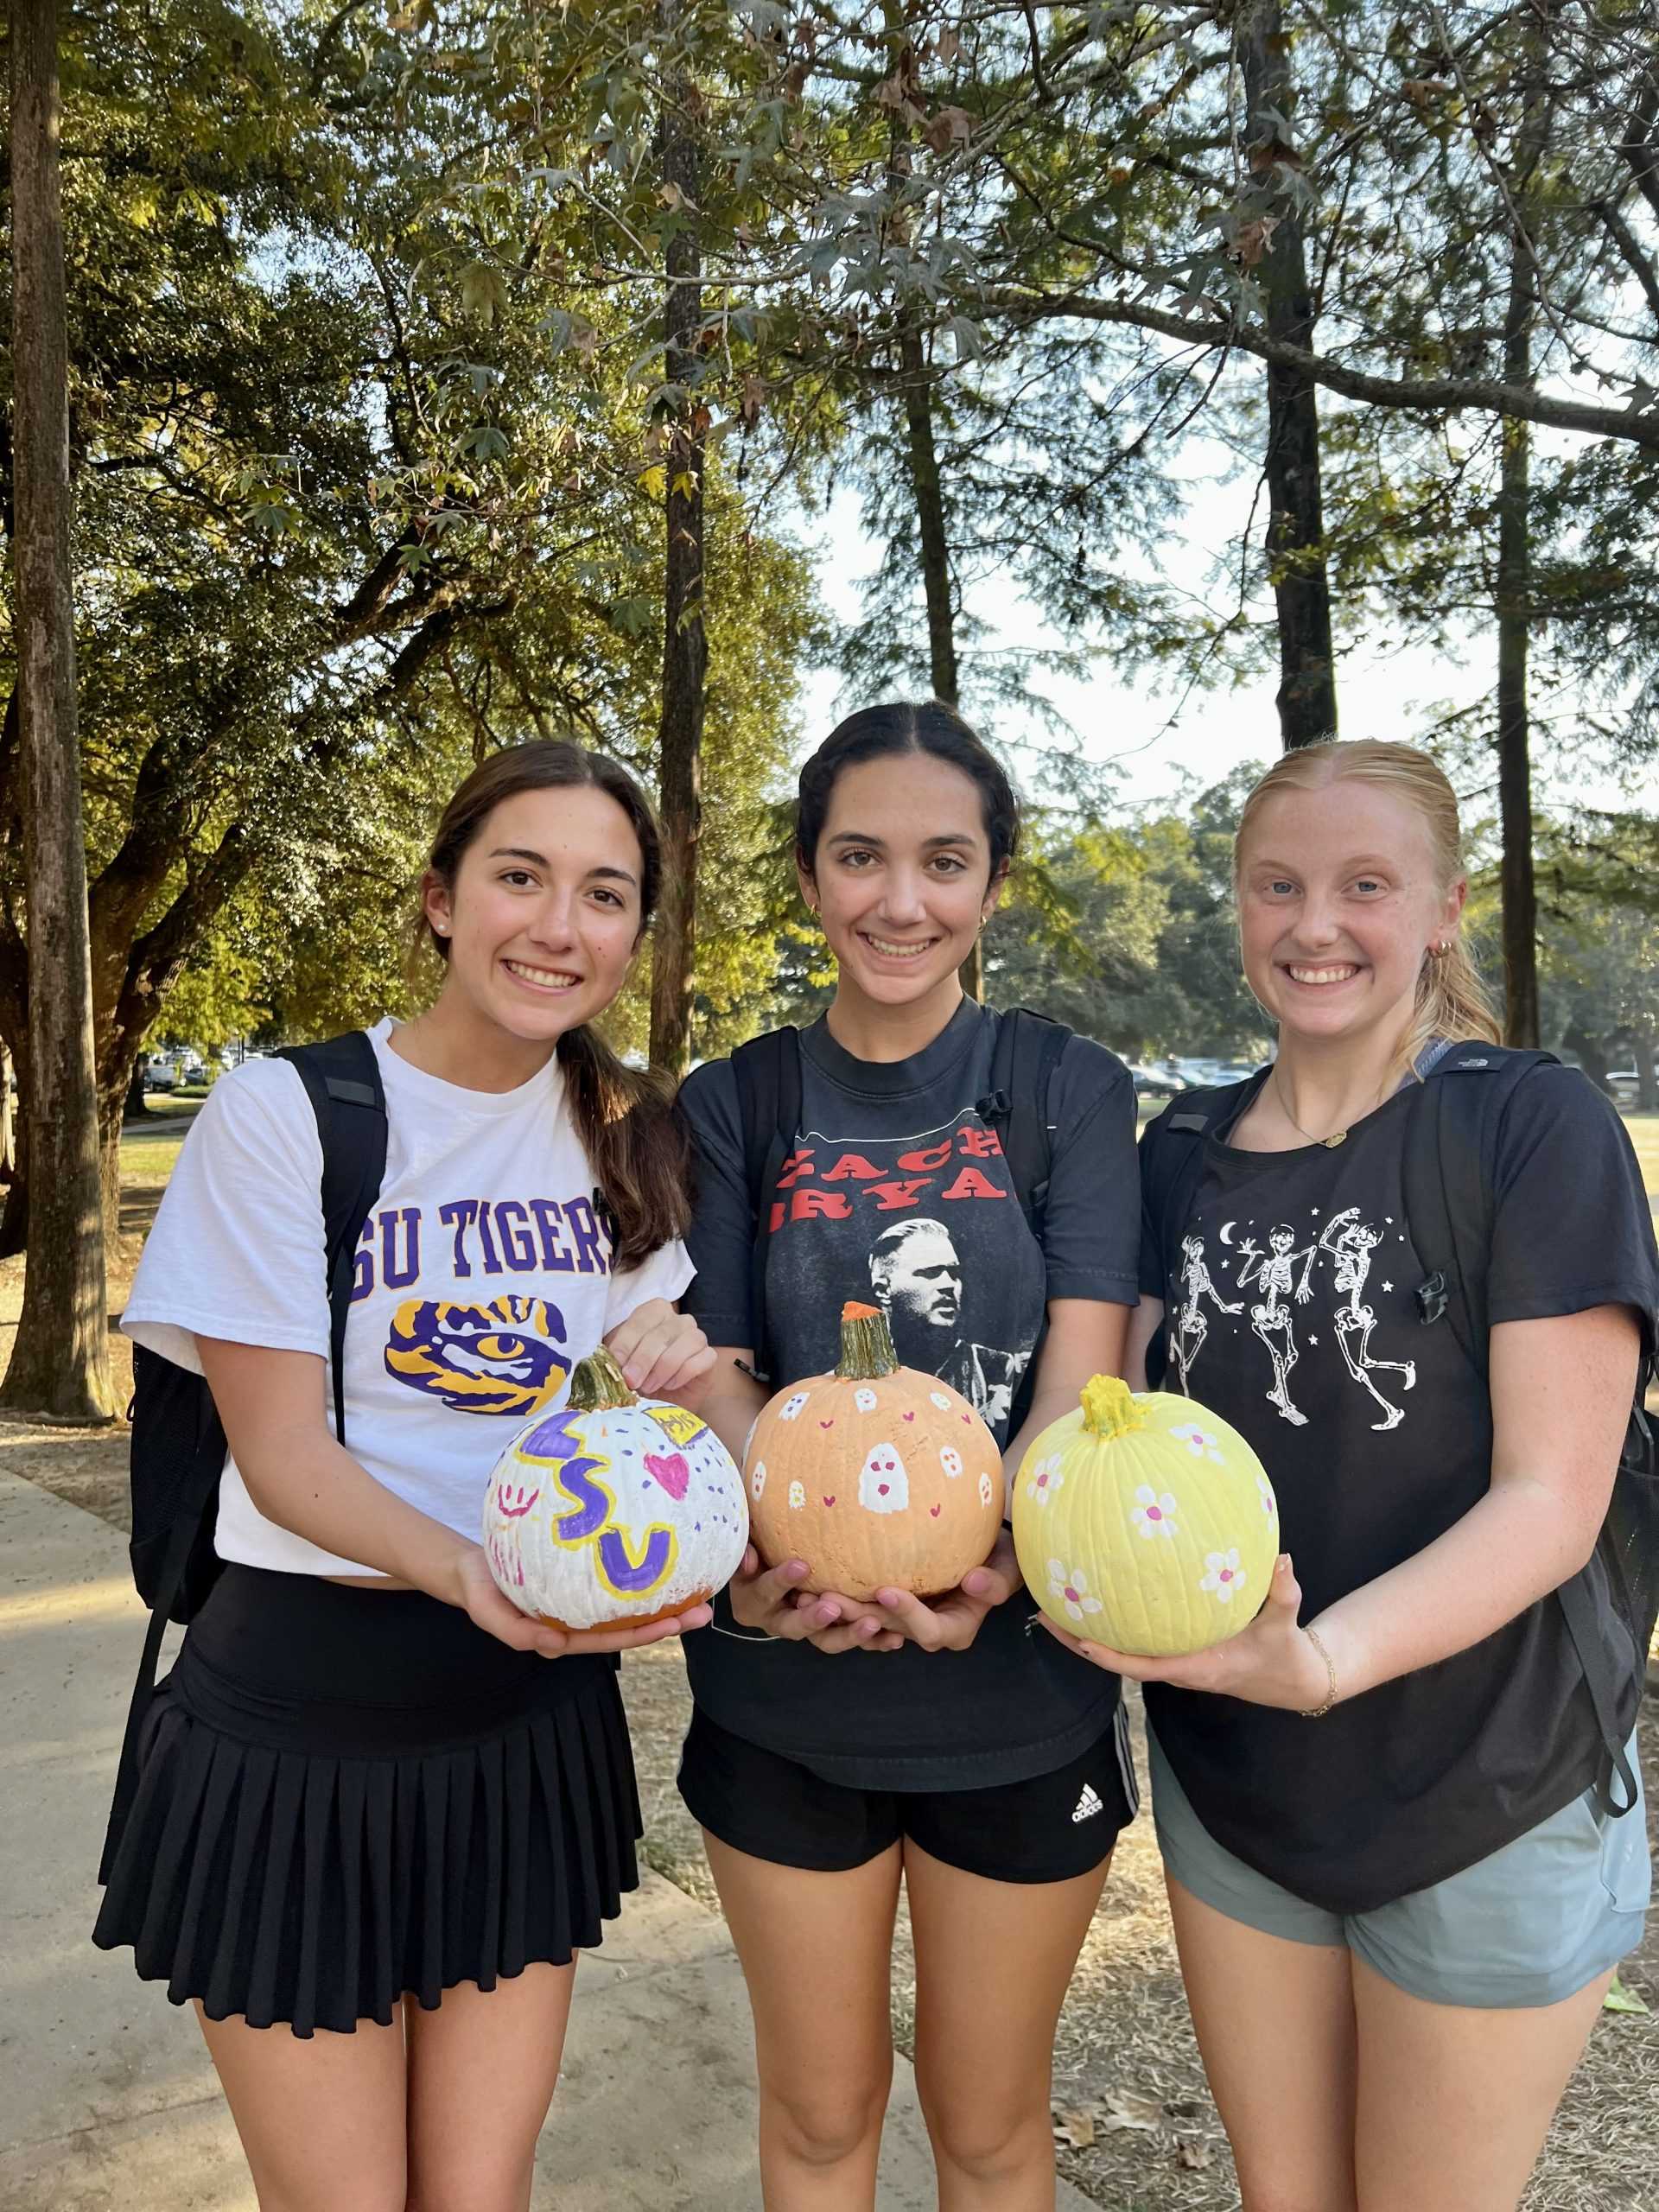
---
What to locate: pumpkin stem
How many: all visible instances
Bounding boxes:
[836,1300,899,1380]
[568,1346,638,1412]
[1079,1374,1148,1440]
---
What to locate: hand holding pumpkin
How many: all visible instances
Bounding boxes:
[726,1547,906,1653]
[1042,1554,1336,1713]
[863,1525,1022,1652]
[453,1541,714,1656]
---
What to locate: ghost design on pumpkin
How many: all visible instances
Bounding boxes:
[858,1441,910,1515]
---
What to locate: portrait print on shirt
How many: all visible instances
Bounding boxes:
[1173,1203,1417,1433]
[765,1107,1039,1431]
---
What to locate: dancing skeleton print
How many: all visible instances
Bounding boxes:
[1170,1234,1243,1395]
[1235,1225,1319,1426]
[1168,1201,1418,1433]
[1317,1207,1417,1429]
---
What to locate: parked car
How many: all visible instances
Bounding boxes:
[1128,1062,1185,1099]
[143,1058,178,1093]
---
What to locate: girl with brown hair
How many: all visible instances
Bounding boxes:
[97,741,712,2211]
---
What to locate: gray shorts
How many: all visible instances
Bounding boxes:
[1148,1727,1650,2009]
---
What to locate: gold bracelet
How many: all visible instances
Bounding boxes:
[1300,1625,1338,1718]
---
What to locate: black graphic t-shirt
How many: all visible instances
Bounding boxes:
[1140,1064,1659,1913]
[679,999,1140,1789]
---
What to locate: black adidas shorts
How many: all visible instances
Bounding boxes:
[678,1706,1137,1885]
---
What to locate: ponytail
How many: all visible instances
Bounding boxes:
[555,1025,692,1268]
[416,739,692,1267]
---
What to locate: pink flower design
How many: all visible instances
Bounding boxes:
[1046,1559,1104,1626]
[1130,1484,1179,1540]
[1199,1549,1246,1604]
[1021,1452,1064,1507]
[1169,1421,1224,1465]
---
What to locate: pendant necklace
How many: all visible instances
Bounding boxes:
[1272,1065,1377,1149]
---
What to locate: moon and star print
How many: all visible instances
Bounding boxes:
[1172,1200,1419,1433]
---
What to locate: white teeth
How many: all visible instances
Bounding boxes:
[862,934,934,959]
[505,960,581,988]
[1287,965,1357,985]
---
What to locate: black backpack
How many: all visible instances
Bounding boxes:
[729,1007,1072,1433]
[1141,1044,1658,1818]
[104,1032,388,1877]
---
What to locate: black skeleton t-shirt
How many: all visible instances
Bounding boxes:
[678,999,1141,1789]
[1139,1065,1658,1912]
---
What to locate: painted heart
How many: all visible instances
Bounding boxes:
[818,1419,836,1430]
[901,1410,915,1421]
[822,1495,836,1507]
[930,1503,941,1517]
[644,1452,690,1501]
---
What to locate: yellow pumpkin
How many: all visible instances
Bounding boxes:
[744,1302,1002,1601]
[1013,1376,1279,1656]
[483,1347,747,1632]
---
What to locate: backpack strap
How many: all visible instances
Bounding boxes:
[1401,1042,1641,1815]
[729,1028,800,1382]
[976,1007,1071,1239]
[104,1034,389,1883]
[277,1033,390,1445]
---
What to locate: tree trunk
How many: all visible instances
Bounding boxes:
[124,1052,149,1122]
[1635,1017,1658,1114]
[0,1043,13,1181]
[1,0,115,1420]
[647,3,705,1081]
[1240,2,1336,749]
[1496,44,1548,1052]
[894,323,982,1000]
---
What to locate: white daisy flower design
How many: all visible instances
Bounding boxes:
[1255,1471,1276,1517]
[1199,1549,1246,1604]
[1169,1421,1224,1465]
[1130,1484,1179,1540]
[1046,1560,1104,1626]
[1022,1452,1065,1507]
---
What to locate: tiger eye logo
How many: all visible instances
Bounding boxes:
[385,1295,569,1416]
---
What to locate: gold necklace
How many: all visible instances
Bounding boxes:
[1272,1065,1368,1149]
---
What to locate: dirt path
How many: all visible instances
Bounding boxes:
[5,1128,1654,2211]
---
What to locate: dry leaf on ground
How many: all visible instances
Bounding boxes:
[1052,2107,1096,2151]
[1102,2088,1166,2133]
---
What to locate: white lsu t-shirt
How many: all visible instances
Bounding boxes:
[122,1020,695,1576]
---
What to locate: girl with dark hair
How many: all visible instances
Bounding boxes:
[97,741,713,2211]
[677,701,1143,2209]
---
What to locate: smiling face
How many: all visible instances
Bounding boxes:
[423,785,645,1052]
[798,752,1001,1014]
[1236,779,1464,1055]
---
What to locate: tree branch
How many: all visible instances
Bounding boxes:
[972,285,1659,448]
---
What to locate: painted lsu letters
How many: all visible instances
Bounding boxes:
[515,1409,677,1601]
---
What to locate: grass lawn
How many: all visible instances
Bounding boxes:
[1623,1111,1659,1204]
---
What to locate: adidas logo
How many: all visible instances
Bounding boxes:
[1071,1783,1103,1824]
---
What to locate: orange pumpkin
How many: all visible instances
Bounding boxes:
[743,1302,1003,1600]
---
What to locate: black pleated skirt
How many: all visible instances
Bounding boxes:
[93,1566,640,2036]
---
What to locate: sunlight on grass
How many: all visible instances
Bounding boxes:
[1621,1113,1658,1202]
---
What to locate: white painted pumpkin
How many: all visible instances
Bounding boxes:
[483,1347,747,1630]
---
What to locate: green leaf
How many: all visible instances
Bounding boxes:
[1603,1974,1649,2016]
